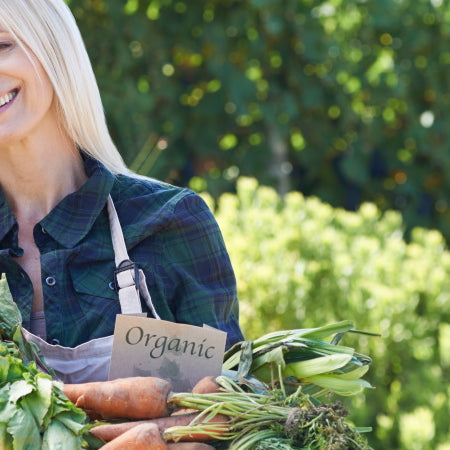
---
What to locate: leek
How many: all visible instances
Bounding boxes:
[222,320,378,399]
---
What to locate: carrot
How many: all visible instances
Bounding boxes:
[170,377,221,416]
[62,377,172,419]
[191,376,221,395]
[84,409,103,421]
[90,413,200,442]
[171,408,197,416]
[100,422,167,450]
[167,443,216,449]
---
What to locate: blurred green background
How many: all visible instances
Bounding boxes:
[67,0,450,242]
[66,1,449,448]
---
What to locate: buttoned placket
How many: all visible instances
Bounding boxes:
[33,223,63,344]
[35,224,58,289]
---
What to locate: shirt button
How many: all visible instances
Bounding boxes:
[45,276,56,286]
[109,282,115,290]
[50,338,60,345]
[41,226,47,234]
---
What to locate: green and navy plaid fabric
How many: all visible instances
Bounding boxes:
[0,155,243,348]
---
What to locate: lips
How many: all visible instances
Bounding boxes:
[0,88,19,107]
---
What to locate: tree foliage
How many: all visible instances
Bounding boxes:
[66,0,450,242]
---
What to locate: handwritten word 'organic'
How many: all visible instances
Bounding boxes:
[125,326,216,359]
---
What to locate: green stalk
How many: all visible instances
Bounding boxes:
[230,427,280,450]
[164,375,371,449]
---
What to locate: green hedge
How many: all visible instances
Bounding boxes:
[202,177,450,450]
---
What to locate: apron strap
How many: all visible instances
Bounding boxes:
[107,195,142,315]
[107,195,161,319]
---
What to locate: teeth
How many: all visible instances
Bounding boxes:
[0,90,17,107]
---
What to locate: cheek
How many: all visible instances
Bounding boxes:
[26,56,55,109]
[42,80,55,107]
[31,72,55,111]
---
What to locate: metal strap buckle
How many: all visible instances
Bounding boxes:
[113,259,140,292]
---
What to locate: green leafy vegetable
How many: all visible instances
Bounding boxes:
[0,275,103,449]
[223,321,378,400]
[0,275,22,337]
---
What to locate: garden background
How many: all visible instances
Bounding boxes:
[66,1,449,448]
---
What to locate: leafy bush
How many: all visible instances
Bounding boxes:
[204,177,450,449]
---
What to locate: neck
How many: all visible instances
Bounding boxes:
[0,130,87,224]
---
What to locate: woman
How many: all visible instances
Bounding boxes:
[0,0,243,383]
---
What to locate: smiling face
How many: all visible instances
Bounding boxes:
[0,29,56,147]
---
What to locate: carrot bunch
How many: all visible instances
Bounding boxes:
[164,376,372,450]
[61,373,372,449]
[61,375,228,450]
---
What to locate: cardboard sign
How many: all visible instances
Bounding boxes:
[108,315,227,392]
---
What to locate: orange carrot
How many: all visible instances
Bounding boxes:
[171,408,197,416]
[90,413,200,442]
[191,376,221,395]
[167,443,216,449]
[170,377,221,416]
[100,422,167,450]
[83,409,103,421]
[62,377,172,419]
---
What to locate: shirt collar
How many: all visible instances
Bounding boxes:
[0,154,115,250]
[39,155,115,248]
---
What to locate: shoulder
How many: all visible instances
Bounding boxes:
[112,174,204,209]
[110,174,214,241]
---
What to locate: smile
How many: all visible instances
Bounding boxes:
[0,89,18,107]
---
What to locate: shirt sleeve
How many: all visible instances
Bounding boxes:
[162,190,244,349]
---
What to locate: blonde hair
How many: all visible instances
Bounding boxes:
[0,0,132,175]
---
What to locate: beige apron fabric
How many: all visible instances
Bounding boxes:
[23,195,160,383]
[22,329,114,383]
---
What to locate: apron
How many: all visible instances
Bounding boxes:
[22,195,161,384]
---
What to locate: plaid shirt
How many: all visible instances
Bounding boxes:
[0,156,243,349]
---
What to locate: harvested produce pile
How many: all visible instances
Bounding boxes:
[81,322,376,448]
[0,275,376,449]
[63,375,371,449]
